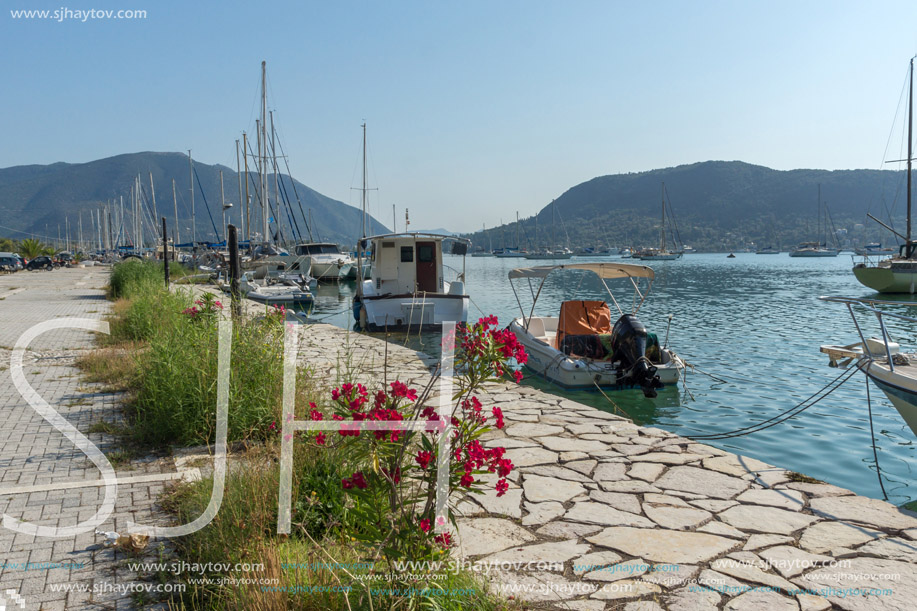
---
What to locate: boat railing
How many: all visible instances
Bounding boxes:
[819,296,917,372]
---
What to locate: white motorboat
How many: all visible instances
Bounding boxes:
[353,233,471,331]
[224,272,314,306]
[292,242,355,280]
[819,296,917,437]
[507,262,683,397]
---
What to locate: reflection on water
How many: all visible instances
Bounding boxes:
[309,253,917,504]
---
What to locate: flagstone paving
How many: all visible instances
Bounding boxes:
[292,317,917,610]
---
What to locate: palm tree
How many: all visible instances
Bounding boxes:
[18,238,49,259]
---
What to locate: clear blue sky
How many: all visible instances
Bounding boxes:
[4,1,917,232]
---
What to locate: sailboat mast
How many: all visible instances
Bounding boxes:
[261,60,269,245]
[361,122,367,239]
[236,139,244,242]
[908,57,913,256]
[188,150,195,250]
[660,182,666,251]
[172,179,179,246]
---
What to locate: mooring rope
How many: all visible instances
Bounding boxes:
[685,362,861,440]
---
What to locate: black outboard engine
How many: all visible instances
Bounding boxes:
[610,314,663,398]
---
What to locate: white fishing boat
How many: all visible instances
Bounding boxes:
[819,296,917,437]
[638,182,683,261]
[353,232,470,331]
[507,262,683,397]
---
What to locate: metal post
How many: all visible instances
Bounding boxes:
[228,224,241,317]
[162,217,170,288]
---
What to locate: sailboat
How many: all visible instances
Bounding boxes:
[789,184,838,257]
[638,182,683,261]
[853,57,917,292]
[472,223,494,256]
[525,200,573,259]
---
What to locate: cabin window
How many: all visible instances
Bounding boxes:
[401,246,414,262]
[418,244,435,263]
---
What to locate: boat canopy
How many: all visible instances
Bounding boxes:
[508,263,655,281]
[508,262,656,326]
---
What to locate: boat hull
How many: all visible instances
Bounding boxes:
[509,318,681,390]
[357,292,469,331]
[853,264,917,293]
[861,361,917,436]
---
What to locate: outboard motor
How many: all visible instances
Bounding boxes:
[610,314,663,398]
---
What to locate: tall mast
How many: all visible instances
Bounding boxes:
[261,60,269,245]
[660,182,666,252]
[271,110,280,245]
[189,150,196,250]
[908,57,914,257]
[172,179,179,247]
[236,139,244,242]
[243,132,250,242]
[149,171,158,231]
[220,170,226,243]
[361,122,368,239]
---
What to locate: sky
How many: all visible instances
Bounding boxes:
[4,1,917,232]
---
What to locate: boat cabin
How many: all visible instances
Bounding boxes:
[364,234,456,295]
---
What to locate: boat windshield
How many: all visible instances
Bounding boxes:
[296,244,342,255]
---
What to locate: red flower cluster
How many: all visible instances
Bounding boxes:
[492,406,505,429]
[456,316,528,384]
[389,380,417,401]
[454,439,514,496]
[434,532,453,549]
[332,383,369,411]
[415,450,434,470]
[342,471,368,490]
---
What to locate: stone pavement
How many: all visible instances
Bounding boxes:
[290,320,917,611]
[0,267,179,611]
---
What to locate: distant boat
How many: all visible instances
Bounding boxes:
[727,253,736,258]
[756,246,781,255]
[854,243,897,256]
[638,183,683,261]
[789,185,839,257]
[526,200,572,259]
[789,242,838,257]
[472,223,494,256]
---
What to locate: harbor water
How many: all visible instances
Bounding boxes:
[308,253,917,506]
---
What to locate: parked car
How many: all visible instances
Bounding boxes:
[26,255,55,271]
[0,253,19,272]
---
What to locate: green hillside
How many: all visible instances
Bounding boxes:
[470,161,909,252]
[0,152,388,246]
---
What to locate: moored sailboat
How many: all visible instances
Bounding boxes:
[854,57,917,292]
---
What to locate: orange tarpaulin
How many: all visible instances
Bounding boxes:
[555,300,612,350]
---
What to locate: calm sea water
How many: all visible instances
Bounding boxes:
[308,253,917,506]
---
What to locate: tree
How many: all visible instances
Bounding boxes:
[0,238,15,252]
[18,238,49,259]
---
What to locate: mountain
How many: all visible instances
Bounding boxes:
[467,161,910,252]
[0,152,389,246]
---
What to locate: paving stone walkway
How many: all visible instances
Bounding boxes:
[0,267,177,611]
[291,319,917,611]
